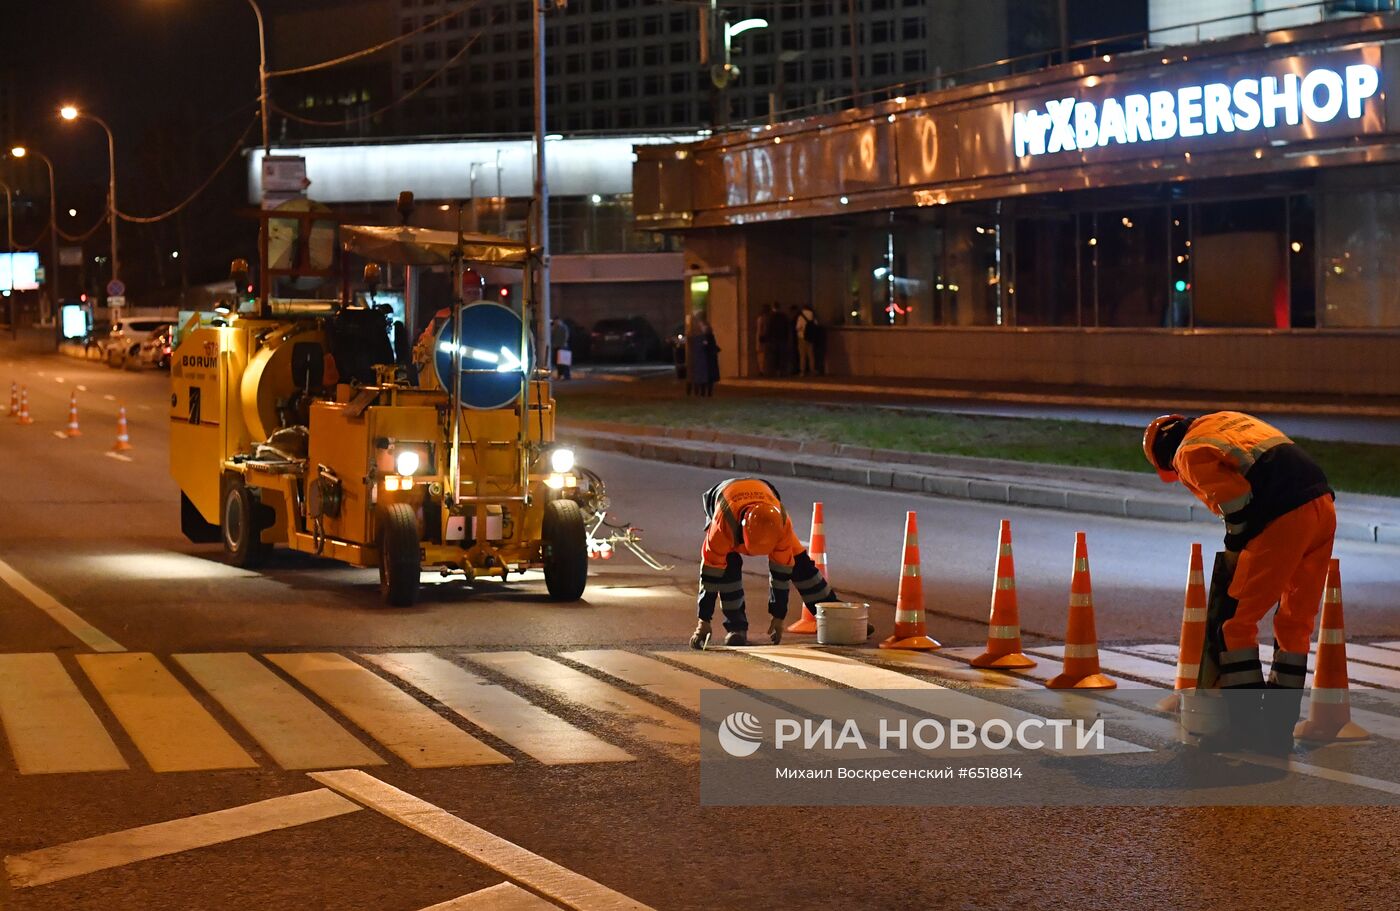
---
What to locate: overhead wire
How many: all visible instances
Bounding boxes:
[267,0,486,78]
[117,114,258,224]
[57,214,108,244]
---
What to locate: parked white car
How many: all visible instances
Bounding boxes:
[105,318,170,369]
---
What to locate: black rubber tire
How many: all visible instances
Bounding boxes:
[542,498,588,601]
[378,502,421,607]
[222,480,273,567]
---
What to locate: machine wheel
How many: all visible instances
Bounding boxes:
[542,498,588,601]
[378,503,421,607]
[222,480,273,567]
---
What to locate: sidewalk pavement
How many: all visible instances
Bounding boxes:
[560,419,1400,546]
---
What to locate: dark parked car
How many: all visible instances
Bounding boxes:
[589,317,662,362]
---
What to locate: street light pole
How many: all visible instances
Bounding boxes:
[9,147,60,323]
[59,107,119,287]
[534,0,551,372]
[0,179,12,254]
[246,0,271,153]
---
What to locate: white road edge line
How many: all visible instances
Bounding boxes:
[4,788,361,889]
[311,769,657,911]
[0,556,125,652]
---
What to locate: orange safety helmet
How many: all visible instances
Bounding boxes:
[462,268,485,302]
[1143,413,1187,483]
[740,503,785,555]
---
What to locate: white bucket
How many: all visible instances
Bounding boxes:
[816,602,870,646]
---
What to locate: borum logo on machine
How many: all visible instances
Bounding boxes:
[181,354,218,369]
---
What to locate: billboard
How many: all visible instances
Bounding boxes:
[0,252,41,291]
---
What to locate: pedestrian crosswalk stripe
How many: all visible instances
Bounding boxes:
[1126,644,1322,689]
[266,653,511,769]
[465,652,697,761]
[751,646,1150,756]
[1033,646,1179,687]
[1260,642,1400,690]
[0,654,126,774]
[423,882,560,910]
[1338,643,1400,679]
[77,653,257,773]
[175,653,384,771]
[363,652,633,766]
[563,650,728,714]
[861,648,1036,689]
[1374,641,1400,653]
[655,649,844,690]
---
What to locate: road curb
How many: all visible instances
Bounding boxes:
[561,420,1399,544]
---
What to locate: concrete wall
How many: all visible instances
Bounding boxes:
[823,326,1400,396]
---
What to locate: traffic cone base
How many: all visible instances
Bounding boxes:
[1046,670,1116,690]
[786,605,818,634]
[880,632,941,650]
[1295,718,1370,743]
[970,650,1035,669]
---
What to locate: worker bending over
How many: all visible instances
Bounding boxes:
[691,477,837,648]
[1144,411,1335,752]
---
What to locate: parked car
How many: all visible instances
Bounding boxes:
[589,317,662,362]
[135,324,174,370]
[105,318,170,369]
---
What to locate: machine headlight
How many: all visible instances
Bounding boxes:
[395,450,421,476]
[550,447,575,473]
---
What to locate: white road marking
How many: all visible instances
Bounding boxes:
[1032,645,1177,687]
[421,882,561,910]
[52,431,68,440]
[655,649,843,690]
[1233,753,1400,799]
[266,653,510,769]
[4,789,361,889]
[311,769,658,911]
[364,652,632,766]
[466,652,696,761]
[104,451,133,463]
[175,653,384,770]
[859,648,1036,689]
[563,649,732,714]
[103,394,115,401]
[0,555,125,652]
[0,654,127,774]
[77,653,258,773]
[76,384,87,392]
[53,377,64,384]
[753,646,1151,756]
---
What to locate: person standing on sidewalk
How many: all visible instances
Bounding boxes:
[685,311,715,396]
[550,317,572,381]
[1143,411,1335,752]
[794,304,819,376]
[689,477,838,648]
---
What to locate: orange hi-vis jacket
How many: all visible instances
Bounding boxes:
[699,478,804,593]
[1173,412,1332,551]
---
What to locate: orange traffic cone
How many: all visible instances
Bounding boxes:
[1159,543,1208,711]
[16,386,33,425]
[971,519,1034,668]
[112,406,132,451]
[880,511,940,651]
[1046,532,1115,689]
[1295,559,1369,743]
[65,391,82,437]
[6,381,16,418]
[787,502,825,634]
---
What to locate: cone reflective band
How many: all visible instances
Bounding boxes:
[1046,532,1115,689]
[971,519,1034,669]
[16,386,32,425]
[880,511,940,651]
[65,391,81,437]
[113,406,132,452]
[787,501,824,635]
[1295,559,1369,744]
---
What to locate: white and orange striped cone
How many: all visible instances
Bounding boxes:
[971,519,1035,668]
[787,502,826,634]
[1046,532,1115,689]
[880,511,940,651]
[1295,559,1369,744]
[112,406,132,451]
[1159,543,1208,712]
[65,391,82,437]
[6,381,16,417]
[16,386,33,426]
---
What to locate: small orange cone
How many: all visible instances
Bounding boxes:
[880,511,940,651]
[1295,559,1369,743]
[971,519,1034,668]
[787,502,825,634]
[1159,543,1208,711]
[6,381,16,417]
[1046,532,1115,689]
[113,406,133,451]
[16,386,33,425]
[65,391,82,437]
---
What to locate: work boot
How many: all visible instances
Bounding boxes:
[1255,684,1303,757]
[723,630,748,647]
[688,620,712,651]
[767,616,783,646]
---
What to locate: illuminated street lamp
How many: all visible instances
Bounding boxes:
[245,0,271,152]
[58,105,120,287]
[9,146,62,320]
[704,9,768,127]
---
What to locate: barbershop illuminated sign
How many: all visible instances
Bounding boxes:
[1014,61,1380,158]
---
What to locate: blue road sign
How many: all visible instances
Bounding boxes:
[432,302,531,410]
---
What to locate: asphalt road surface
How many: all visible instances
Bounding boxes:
[2,350,1399,911]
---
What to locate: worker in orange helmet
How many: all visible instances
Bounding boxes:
[414,267,486,366]
[690,477,837,648]
[1144,412,1335,753]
